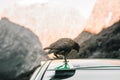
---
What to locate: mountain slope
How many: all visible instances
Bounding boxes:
[77,20,120,58]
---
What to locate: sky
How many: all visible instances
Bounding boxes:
[0,0,96,19]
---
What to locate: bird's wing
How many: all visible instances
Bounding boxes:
[55,41,73,50]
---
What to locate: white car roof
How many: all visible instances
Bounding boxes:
[31,59,120,80]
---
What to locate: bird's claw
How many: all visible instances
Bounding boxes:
[56,63,70,70]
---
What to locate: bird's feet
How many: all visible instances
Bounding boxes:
[56,63,70,70]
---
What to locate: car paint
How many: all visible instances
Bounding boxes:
[30,59,120,80]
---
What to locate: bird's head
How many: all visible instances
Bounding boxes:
[73,42,80,52]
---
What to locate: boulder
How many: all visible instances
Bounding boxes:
[0,18,48,80]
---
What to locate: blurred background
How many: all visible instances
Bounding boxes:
[0,0,96,48]
[0,0,120,80]
[0,0,119,48]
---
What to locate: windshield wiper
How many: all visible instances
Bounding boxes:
[48,66,120,71]
[75,66,120,70]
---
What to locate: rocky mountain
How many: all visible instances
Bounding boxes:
[1,3,85,48]
[0,18,48,80]
[84,0,120,34]
[74,31,95,45]
[77,20,120,59]
[74,0,120,59]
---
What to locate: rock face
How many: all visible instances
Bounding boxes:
[75,0,120,59]
[78,20,120,58]
[1,3,85,48]
[74,31,95,45]
[0,18,48,80]
[84,0,120,34]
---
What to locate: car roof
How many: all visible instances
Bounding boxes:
[31,59,120,80]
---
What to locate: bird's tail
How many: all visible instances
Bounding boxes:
[44,47,52,50]
[44,47,54,54]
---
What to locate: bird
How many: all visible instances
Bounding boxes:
[44,38,80,63]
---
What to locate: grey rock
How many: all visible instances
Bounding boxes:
[0,18,48,80]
